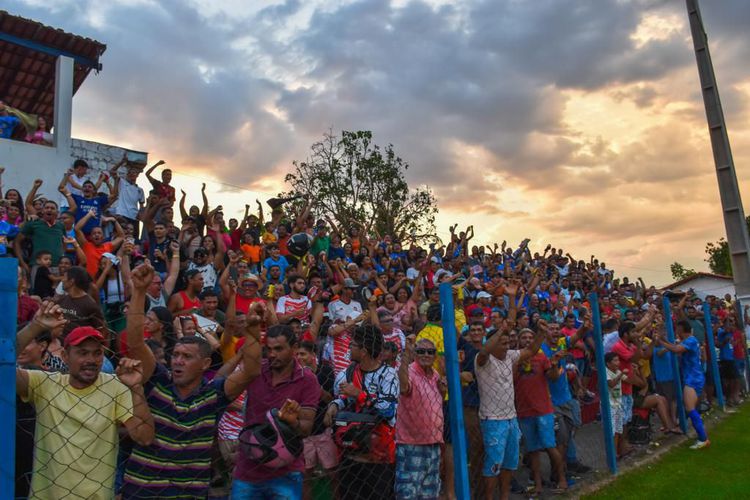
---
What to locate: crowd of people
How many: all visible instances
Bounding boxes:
[4,157,749,500]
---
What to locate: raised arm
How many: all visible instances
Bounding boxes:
[145,159,166,184]
[126,263,158,381]
[179,190,189,220]
[201,183,209,218]
[25,179,43,217]
[162,240,181,297]
[399,335,415,394]
[223,301,264,400]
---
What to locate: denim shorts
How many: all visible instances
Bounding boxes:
[480,418,521,476]
[518,413,556,452]
[231,472,303,500]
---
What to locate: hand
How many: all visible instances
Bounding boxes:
[323,404,338,427]
[180,189,186,197]
[228,250,241,264]
[278,399,301,427]
[339,382,362,399]
[247,301,266,326]
[122,241,135,255]
[88,207,97,217]
[101,216,115,224]
[169,240,181,253]
[116,358,144,388]
[155,160,166,167]
[131,262,156,291]
[0,166,4,174]
[201,183,206,191]
[32,301,67,331]
[63,236,77,245]
[153,248,164,261]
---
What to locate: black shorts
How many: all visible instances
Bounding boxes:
[720,360,739,380]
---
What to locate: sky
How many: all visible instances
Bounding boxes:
[7,0,750,286]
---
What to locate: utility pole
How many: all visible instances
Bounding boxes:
[686,0,750,303]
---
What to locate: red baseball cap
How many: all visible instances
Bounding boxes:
[64,326,105,348]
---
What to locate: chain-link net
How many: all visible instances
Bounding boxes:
[9,259,749,500]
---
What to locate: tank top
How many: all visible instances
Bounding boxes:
[178,291,201,313]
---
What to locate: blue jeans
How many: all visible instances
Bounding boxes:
[231,472,303,500]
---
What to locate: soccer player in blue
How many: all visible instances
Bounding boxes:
[655,319,710,450]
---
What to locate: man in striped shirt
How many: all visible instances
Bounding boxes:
[121,262,263,499]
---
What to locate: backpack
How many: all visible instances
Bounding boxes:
[333,363,396,463]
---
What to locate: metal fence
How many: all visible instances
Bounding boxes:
[3,266,749,499]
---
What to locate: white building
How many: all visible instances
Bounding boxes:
[661,272,735,301]
[0,10,147,197]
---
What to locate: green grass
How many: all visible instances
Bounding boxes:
[584,403,750,499]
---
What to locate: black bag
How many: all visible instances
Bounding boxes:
[627,412,652,445]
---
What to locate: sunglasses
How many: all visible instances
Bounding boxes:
[415,348,436,356]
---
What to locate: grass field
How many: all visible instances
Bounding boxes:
[584,402,750,499]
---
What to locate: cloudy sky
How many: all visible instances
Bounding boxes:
[8,0,750,285]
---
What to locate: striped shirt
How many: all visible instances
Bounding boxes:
[121,364,229,499]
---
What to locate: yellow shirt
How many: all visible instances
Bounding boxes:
[22,371,134,500]
[454,307,467,334]
[639,337,652,379]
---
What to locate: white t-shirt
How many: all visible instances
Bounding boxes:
[603,331,620,353]
[113,176,145,220]
[276,295,312,322]
[328,298,363,323]
[475,349,521,420]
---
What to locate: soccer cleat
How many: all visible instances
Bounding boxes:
[689,439,710,450]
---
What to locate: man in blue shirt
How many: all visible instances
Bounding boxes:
[263,243,290,282]
[655,320,709,449]
[717,317,741,405]
[68,178,117,235]
[539,321,592,477]
[0,101,20,138]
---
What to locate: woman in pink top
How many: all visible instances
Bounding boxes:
[395,337,446,500]
[25,116,53,146]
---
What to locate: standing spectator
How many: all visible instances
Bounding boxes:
[327,278,366,374]
[122,263,264,498]
[232,324,321,498]
[66,174,118,235]
[16,302,155,499]
[474,323,545,500]
[145,160,175,205]
[14,200,66,271]
[718,316,741,406]
[515,328,567,494]
[295,341,338,500]
[54,266,105,338]
[395,337,445,500]
[0,100,21,138]
[605,352,626,452]
[324,325,399,500]
[458,320,485,497]
[276,274,312,324]
[111,161,146,237]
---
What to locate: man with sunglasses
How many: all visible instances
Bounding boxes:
[395,337,446,500]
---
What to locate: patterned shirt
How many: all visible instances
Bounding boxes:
[121,364,229,499]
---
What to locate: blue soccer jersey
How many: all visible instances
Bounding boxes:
[680,335,705,391]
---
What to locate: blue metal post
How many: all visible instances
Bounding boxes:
[702,304,725,410]
[588,293,617,474]
[439,282,470,500]
[662,297,688,433]
[0,258,18,499]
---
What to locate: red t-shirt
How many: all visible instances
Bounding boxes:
[611,338,637,395]
[561,325,584,359]
[514,352,554,417]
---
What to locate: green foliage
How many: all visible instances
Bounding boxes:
[284,130,438,241]
[703,216,750,277]
[705,238,731,276]
[670,262,696,281]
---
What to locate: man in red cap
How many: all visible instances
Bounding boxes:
[16,301,155,499]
